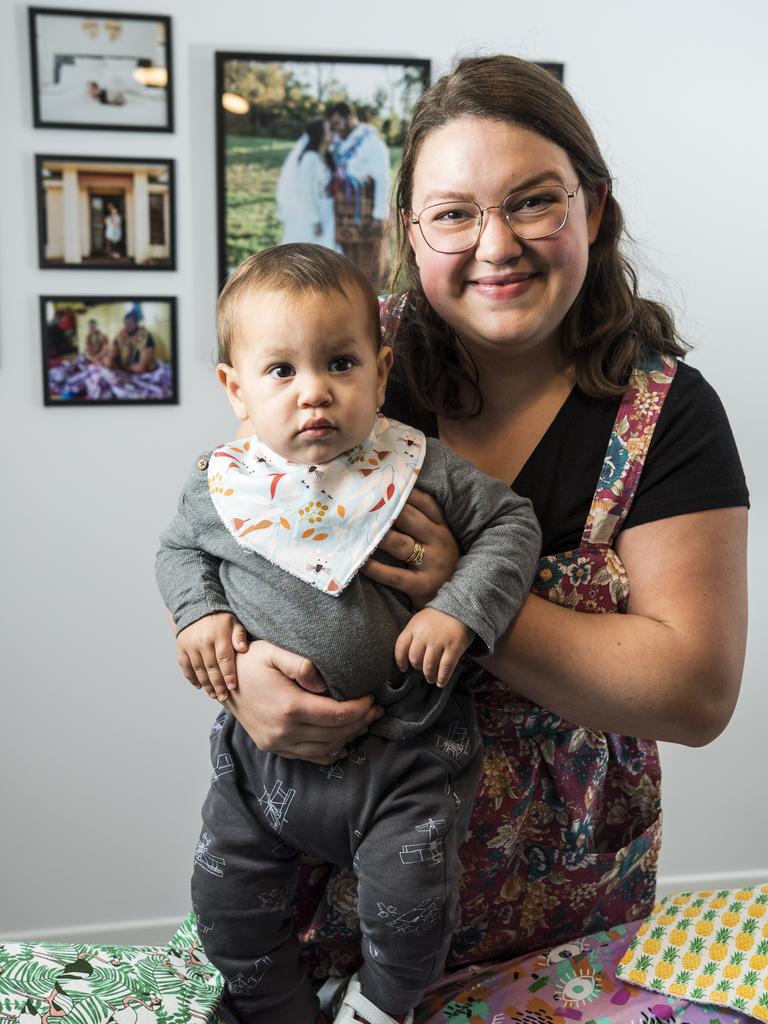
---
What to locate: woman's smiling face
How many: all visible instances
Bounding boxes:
[407,116,605,363]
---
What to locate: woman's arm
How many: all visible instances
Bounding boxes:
[480,506,747,746]
[367,503,747,746]
[234,429,747,747]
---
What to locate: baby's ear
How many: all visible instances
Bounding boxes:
[216,362,248,421]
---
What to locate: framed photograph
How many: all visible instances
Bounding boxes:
[537,62,564,82]
[40,296,178,405]
[36,155,175,270]
[29,7,173,132]
[215,51,430,291]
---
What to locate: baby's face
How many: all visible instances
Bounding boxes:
[218,286,391,464]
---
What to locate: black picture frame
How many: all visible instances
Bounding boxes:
[35,154,176,271]
[40,295,178,406]
[536,62,565,82]
[29,7,174,132]
[215,51,430,290]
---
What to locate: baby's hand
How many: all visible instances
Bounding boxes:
[394,608,474,687]
[176,613,249,702]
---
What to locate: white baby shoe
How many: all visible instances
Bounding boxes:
[332,973,414,1024]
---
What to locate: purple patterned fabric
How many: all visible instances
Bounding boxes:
[415,918,739,1024]
[47,355,174,402]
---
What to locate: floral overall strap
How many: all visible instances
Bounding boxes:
[533,354,678,612]
[581,354,678,550]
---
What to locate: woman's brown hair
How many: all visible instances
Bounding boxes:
[392,55,688,417]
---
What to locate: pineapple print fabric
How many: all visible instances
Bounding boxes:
[0,914,224,1024]
[616,884,768,1021]
[207,416,426,595]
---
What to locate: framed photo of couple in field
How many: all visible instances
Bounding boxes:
[215,52,430,292]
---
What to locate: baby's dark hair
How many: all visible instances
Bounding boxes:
[217,243,382,364]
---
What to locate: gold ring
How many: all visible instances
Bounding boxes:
[405,541,425,567]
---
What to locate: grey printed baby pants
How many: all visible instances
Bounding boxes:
[191,687,482,1024]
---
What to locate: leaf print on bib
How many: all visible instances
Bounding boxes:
[207,416,426,595]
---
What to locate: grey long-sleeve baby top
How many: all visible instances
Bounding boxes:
[156,429,541,740]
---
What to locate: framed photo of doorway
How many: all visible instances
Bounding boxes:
[35,154,176,270]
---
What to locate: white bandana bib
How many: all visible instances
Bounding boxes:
[207,416,426,595]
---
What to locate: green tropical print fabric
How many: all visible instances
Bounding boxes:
[0,914,222,1024]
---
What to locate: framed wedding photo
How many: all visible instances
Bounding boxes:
[36,155,176,270]
[28,7,174,132]
[41,296,178,406]
[537,62,565,82]
[215,51,430,291]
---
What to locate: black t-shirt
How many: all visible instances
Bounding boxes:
[382,361,749,556]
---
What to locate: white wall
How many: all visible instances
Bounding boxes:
[1,0,765,943]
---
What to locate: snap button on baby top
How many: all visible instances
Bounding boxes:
[197,457,209,471]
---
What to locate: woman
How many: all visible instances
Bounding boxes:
[277,117,338,250]
[104,202,122,259]
[182,55,748,978]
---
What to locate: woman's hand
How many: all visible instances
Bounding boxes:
[361,489,460,608]
[225,640,383,764]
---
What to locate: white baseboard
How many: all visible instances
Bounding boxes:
[3,916,181,946]
[6,869,768,946]
[656,868,768,897]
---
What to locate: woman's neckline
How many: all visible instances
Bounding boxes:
[434,379,580,487]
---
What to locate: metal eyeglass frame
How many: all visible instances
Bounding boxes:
[408,183,582,254]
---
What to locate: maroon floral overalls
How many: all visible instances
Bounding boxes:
[294,307,678,976]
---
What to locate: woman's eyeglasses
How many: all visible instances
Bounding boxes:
[408,183,582,254]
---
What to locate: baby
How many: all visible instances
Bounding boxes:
[156,244,540,1024]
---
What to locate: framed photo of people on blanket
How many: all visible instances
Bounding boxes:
[215,51,430,292]
[40,296,178,406]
